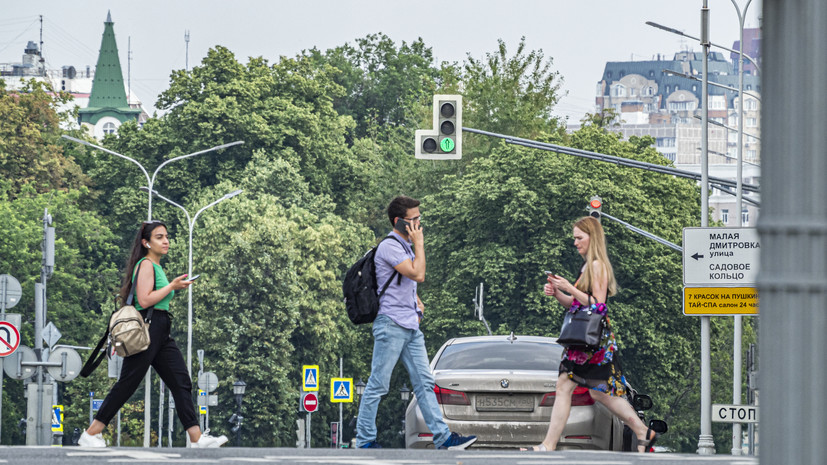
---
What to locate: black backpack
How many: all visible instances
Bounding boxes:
[343,236,404,324]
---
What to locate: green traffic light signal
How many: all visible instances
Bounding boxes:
[440,138,455,152]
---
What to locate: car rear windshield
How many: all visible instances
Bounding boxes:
[434,341,563,371]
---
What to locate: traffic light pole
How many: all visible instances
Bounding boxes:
[598,211,682,252]
[460,127,760,200]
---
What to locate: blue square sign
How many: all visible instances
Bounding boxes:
[303,365,319,391]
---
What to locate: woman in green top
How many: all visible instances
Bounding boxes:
[80,220,227,448]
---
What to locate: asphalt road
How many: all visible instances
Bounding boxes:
[0,446,760,465]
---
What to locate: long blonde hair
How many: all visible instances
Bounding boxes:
[572,216,617,297]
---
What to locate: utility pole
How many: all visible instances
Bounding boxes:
[128,37,132,106]
[696,0,715,456]
[760,1,826,463]
[185,30,190,71]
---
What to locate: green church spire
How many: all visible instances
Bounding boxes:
[78,11,140,131]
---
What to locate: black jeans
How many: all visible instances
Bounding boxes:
[94,309,199,430]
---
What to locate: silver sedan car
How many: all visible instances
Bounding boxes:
[404,335,626,450]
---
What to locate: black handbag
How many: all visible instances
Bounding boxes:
[557,295,606,348]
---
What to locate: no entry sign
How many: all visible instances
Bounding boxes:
[302,392,318,413]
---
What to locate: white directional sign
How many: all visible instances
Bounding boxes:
[683,227,760,286]
[712,403,758,423]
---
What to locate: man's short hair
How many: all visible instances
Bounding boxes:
[387,196,421,227]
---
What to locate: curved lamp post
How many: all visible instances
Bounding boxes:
[60,136,243,220]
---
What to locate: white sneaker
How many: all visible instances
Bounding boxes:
[190,429,229,448]
[79,431,107,447]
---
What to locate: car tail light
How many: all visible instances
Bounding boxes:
[433,385,470,405]
[418,433,434,438]
[539,387,595,407]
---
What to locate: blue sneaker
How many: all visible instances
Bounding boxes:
[438,432,477,450]
[359,440,383,448]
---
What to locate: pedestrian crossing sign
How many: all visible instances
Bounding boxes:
[303,365,319,391]
[330,377,353,403]
[51,405,63,433]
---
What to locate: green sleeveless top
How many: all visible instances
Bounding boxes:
[132,257,174,311]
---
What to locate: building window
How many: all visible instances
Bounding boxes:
[668,101,696,111]
[630,88,637,97]
[722,209,729,224]
[692,84,697,92]
[606,71,612,78]
[102,122,117,135]
[747,117,757,127]
[742,209,749,225]
[612,85,626,97]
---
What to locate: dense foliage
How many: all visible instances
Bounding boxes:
[0,36,755,452]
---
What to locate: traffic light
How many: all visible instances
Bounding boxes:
[415,94,462,159]
[587,196,603,219]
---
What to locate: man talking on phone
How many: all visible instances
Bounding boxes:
[356,195,477,450]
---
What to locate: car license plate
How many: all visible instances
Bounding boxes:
[475,395,534,412]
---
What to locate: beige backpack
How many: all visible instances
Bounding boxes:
[81,265,154,377]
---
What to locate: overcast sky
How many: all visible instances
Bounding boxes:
[1,0,761,122]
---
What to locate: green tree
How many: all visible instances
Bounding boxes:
[0,183,120,444]
[0,80,90,198]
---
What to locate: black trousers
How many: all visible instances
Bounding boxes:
[94,309,199,430]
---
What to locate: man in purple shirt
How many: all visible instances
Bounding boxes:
[356,196,477,450]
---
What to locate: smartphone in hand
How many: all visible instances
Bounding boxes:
[188,274,200,281]
[394,218,411,234]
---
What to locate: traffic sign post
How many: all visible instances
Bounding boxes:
[683,287,759,315]
[683,227,760,287]
[302,365,319,391]
[0,321,21,357]
[301,392,318,413]
[682,227,760,316]
[330,378,353,403]
[712,404,759,423]
[301,392,318,449]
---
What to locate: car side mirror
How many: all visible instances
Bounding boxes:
[633,394,653,411]
[649,419,668,434]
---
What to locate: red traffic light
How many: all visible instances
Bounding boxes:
[589,199,602,209]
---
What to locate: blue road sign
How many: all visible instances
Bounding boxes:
[92,399,103,411]
[303,365,319,391]
[330,378,353,403]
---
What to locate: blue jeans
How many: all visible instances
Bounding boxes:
[356,315,451,447]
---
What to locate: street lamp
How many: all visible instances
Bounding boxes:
[60,136,243,220]
[399,383,411,402]
[663,69,761,101]
[60,134,244,447]
[355,379,366,397]
[398,383,411,443]
[645,21,760,72]
[139,187,243,379]
[231,380,246,447]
